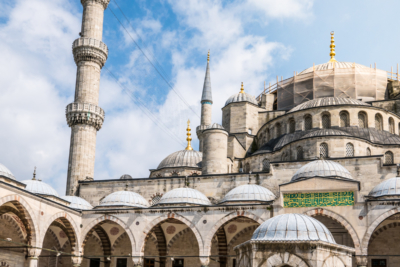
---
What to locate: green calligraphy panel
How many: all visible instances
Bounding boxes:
[283,191,354,208]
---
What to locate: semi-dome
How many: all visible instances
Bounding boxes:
[225,92,258,106]
[99,191,149,208]
[289,97,369,113]
[21,179,59,197]
[0,163,15,180]
[302,129,350,139]
[251,213,336,244]
[156,187,211,206]
[299,62,370,75]
[120,174,132,179]
[220,184,276,204]
[61,196,93,210]
[157,150,202,170]
[291,159,353,181]
[369,177,400,197]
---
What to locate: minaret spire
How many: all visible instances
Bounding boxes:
[329,31,337,62]
[201,50,213,105]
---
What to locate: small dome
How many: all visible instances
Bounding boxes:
[302,129,350,139]
[225,92,258,106]
[99,191,149,208]
[120,174,132,180]
[252,213,336,244]
[220,184,276,203]
[157,150,202,170]
[207,123,225,130]
[369,177,400,197]
[61,196,93,210]
[21,179,59,197]
[291,159,353,182]
[299,62,370,75]
[157,188,211,206]
[0,163,15,180]
[288,97,369,113]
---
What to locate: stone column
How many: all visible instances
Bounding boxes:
[199,256,210,267]
[132,257,143,267]
[26,248,41,267]
[65,0,110,195]
[72,256,82,267]
[355,255,368,267]
[27,257,38,267]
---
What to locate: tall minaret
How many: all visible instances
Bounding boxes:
[65,0,110,195]
[197,51,213,152]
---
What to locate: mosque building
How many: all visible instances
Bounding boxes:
[2,1,400,267]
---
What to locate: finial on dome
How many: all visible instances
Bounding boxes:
[240,82,244,94]
[185,120,193,151]
[32,166,36,180]
[329,31,337,62]
[207,50,210,63]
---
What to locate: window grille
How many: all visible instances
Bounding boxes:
[319,143,328,158]
[340,112,349,127]
[151,195,162,205]
[384,151,394,164]
[322,114,331,129]
[297,146,304,160]
[358,113,366,128]
[304,116,312,130]
[346,143,354,157]
[375,114,382,131]
[289,120,295,133]
[366,147,371,156]
[389,118,395,134]
[262,159,270,172]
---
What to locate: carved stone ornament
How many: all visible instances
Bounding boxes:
[72,38,108,67]
[66,102,105,130]
[81,0,110,9]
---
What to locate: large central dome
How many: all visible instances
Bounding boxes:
[289,97,369,113]
[299,62,370,75]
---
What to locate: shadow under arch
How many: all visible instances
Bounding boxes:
[0,194,39,248]
[39,212,81,255]
[304,208,361,254]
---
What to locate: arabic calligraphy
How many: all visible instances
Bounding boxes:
[283,192,354,208]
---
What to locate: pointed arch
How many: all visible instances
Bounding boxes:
[265,252,309,267]
[0,194,39,247]
[204,211,264,257]
[304,208,361,254]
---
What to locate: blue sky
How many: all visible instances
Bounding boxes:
[0,0,399,194]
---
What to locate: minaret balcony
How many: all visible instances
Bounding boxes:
[72,37,108,67]
[66,102,105,130]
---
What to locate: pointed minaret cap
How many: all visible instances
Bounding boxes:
[185,120,193,151]
[201,50,213,104]
[329,31,337,62]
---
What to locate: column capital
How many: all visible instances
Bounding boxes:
[81,0,110,9]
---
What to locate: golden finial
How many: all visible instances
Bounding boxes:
[240,82,244,93]
[329,31,337,62]
[32,166,36,180]
[185,120,193,151]
[207,50,210,63]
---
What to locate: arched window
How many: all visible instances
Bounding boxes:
[320,143,328,158]
[384,151,394,165]
[322,114,331,129]
[340,111,349,127]
[289,119,295,133]
[358,112,367,128]
[366,147,371,156]
[389,117,395,134]
[276,123,281,137]
[304,115,312,130]
[171,171,179,177]
[375,114,383,131]
[155,174,162,178]
[150,193,162,205]
[262,159,270,172]
[244,163,250,173]
[346,143,354,157]
[297,146,304,160]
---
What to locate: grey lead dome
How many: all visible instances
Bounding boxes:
[99,191,149,208]
[291,159,353,181]
[225,92,258,106]
[289,97,369,113]
[157,150,202,170]
[369,177,400,197]
[0,163,15,180]
[61,196,93,210]
[252,213,336,244]
[220,184,275,203]
[156,187,211,206]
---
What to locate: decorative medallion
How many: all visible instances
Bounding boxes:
[166,225,176,234]
[59,231,67,239]
[110,227,120,236]
[283,191,354,208]
[227,224,237,234]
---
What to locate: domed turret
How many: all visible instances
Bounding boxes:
[61,196,93,210]
[156,188,211,206]
[0,163,15,180]
[99,190,149,208]
[291,159,353,182]
[369,175,400,198]
[120,174,132,180]
[225,82,258,106]
[252,213,336,244]
[220,184,275,204]
[22,179,59,197]
[157,150,202,170]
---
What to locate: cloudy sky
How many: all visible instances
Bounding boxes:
[1,0,400,194]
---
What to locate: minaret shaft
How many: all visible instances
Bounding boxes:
[66,0,109,195]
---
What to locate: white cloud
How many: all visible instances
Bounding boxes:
[247,0,314,19]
